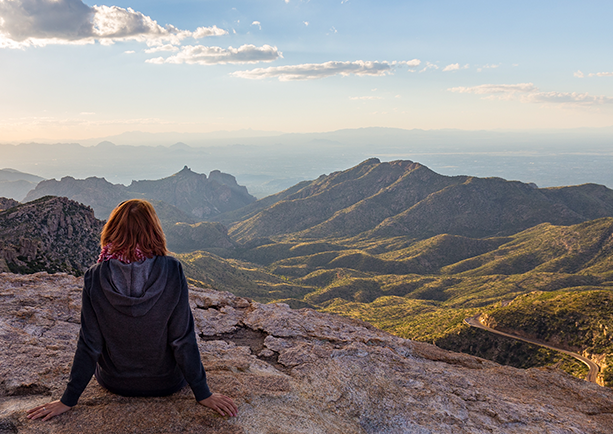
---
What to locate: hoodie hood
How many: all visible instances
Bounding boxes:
[99,256,169,317]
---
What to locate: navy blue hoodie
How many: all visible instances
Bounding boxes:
[60,256,211,407]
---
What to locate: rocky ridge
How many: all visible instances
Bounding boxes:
[24,166,256,221]
[226,158,613,242]
[1,272,612,433]
[0,198,19,211]
[0,197,103,276]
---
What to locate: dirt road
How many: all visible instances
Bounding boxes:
[464,314,599,383]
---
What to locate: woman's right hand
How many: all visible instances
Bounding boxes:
[27,400,72,421]
[198,393,238,417]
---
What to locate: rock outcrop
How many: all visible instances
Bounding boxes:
[128,166,256,220]
[23,176,132,220]
[0,198,19,211]
[0,197,103,276]
[24,167,256,222]
[1,272,612,433]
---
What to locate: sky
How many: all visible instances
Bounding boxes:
[0,0,612,142]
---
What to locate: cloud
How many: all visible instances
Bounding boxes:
[575,70,613,78]
[477,63,501,72]
[303,21,309,26]
[144,44,179,53]
[251,21,261,30]
[448,82,613,107]
[525,91,613,105]
[232,60,414,81]
[0,0,225,48]
[400,59,421,67]
[419,62,438,73]
[146,44,281,65]
[443,63,469,72]
[448,83,537,94]
[192,26,227,38]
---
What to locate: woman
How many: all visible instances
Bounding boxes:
[27,199,238,421]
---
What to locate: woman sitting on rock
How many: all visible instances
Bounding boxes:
[27,199,238,421]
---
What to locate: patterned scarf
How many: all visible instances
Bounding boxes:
[98,243,149,264]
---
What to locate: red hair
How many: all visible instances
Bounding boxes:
[101,199,167,262]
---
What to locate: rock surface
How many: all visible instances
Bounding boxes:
[1,272,612,433]
[0,198,19,212]
[25,167,256,222]
[0,197,103,276]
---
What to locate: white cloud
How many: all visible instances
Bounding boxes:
[400,59,421,67]
[0,0,225,48]
[448,82,613,107]
[147,44,281,65]
[525,91,613,105]
[477,63,501,72]
[144,44,179,53]
[419,62,438,73]
[443,63,469,72]
[251,21,261,30]
[232,60,411,81]
[303,21,309,26]
[192,26,227,38]
[575,70,613,78]
[448,83,537,94]
[124,50,135,54]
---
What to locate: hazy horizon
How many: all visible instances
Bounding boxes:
[3,125,613,200]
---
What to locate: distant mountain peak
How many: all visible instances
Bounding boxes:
[96,141,116,148]
[176,165,197,176]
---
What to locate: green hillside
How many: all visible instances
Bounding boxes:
[178,215,613,384]
[226,159,613,243]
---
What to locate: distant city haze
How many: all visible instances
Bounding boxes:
[2,127,613,199]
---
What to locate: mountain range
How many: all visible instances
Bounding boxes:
[0,168,45,201]
[3,158,613,385]
[223,158,613,242]
[24,165,256,221]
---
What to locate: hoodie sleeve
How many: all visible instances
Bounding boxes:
[60,270,104,407]
[167,263,212,402]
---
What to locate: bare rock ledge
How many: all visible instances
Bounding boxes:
[1,272,612,433]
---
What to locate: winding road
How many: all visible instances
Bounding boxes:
[464,314,600,383]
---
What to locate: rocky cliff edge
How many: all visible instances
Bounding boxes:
[1,272,612,434]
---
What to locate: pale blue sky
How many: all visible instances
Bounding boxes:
[0,0,612,142]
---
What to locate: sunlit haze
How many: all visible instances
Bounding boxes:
[1,0,612,143]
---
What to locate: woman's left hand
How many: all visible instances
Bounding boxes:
[27,400,72,421]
